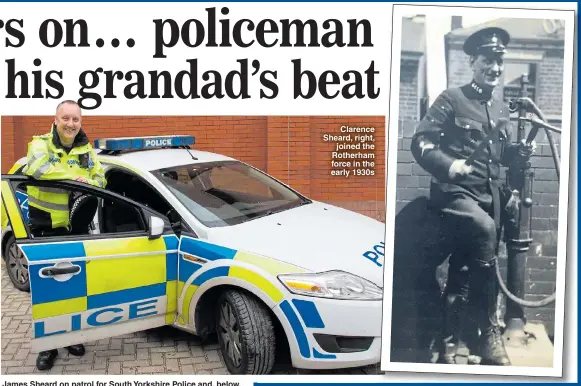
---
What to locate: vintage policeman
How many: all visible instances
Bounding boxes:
[410,27,535,365]
[22,100,106,370]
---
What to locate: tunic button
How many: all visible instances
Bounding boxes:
[440,133,445,137]
[488,178,492,182]
[489,140,493,144]
[489,159,492,163]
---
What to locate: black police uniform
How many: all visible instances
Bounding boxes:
[410,27,521,366]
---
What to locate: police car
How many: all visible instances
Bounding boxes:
[1,135,385,374]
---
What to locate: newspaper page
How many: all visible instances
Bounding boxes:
[0,2,576,385]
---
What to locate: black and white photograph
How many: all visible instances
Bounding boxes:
[381,4,575,377]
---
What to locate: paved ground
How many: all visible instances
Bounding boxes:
[1,260,381,375]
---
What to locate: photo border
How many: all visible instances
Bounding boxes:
[381,3,576,378]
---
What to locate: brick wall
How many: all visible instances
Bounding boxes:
[1,115,385,222]
[399,58,419,121]
[1,117,17,172]
[537,52,565,118]
[447,48,473,87]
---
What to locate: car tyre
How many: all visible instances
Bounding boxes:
[4,234,30,292]
[215,289,275,374]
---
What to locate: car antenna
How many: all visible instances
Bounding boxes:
[183,146,198,160]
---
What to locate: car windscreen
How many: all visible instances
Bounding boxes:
[151,161,310,227]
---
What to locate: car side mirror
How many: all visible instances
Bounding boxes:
[148,215,165,239]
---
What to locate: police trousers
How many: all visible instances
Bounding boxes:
[435,188,505,339]
[29,206,69,237]
[438,190,500,296]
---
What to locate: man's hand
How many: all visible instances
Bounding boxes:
[448,159,472,179]
[512,97,538,111]
[518,139,536,158]
[74,176,89,183]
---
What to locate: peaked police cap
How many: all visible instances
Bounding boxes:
[463,27,510,56]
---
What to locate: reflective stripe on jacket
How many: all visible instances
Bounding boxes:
[22,125,107,229]
[26,186,70,228]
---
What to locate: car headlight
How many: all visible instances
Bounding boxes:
[277,270,383,300]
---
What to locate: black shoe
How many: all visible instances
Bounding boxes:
[36,349,58,371]
[66,344,85,356]
[472,262,510,366]
[479,326,511,366]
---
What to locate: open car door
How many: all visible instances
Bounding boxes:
[1,175,179,352]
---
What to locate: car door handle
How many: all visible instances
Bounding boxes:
[41,266,81,276]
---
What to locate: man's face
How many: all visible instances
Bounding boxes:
[54,103,82,145]
[471,54,504,88]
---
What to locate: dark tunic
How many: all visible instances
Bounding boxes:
[411,81,519,227]
[411,81,521,269]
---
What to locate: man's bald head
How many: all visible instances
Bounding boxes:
[56,100,80,114]
[54,100,82,147]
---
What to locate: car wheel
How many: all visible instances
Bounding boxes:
[215,289,275,374]
[4,235,30,292]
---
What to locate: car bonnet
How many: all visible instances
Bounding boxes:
[204,201,386,288]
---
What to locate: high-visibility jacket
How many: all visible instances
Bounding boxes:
[22,125,106,230]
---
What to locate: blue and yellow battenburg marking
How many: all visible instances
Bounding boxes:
[23,229,336,359]
[2,187,30,234]
[1,181,27,238]
[23,234,179,338]
[176,236,336,359]
[4,162,27,230]
[176,236,305,325]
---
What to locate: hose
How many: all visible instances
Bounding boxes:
[534,107,561,180]
[494,104,559,308]
[495,261,556,308]
[546,129,560,180]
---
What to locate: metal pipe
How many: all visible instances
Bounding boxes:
[527,106,562,180]
[503,74,533,347]
[519,115,561,180]
[520,115,563,135]
[545,128,561,181]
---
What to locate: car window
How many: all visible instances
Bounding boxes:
[209,166,274,199]
[12,181,147,238]
[104,168,172,216]
[152,161,310,227]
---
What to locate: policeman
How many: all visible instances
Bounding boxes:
[410,27,535,365]
[22,100,106,370]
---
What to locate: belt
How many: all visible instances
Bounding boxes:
[465,102,501,168]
